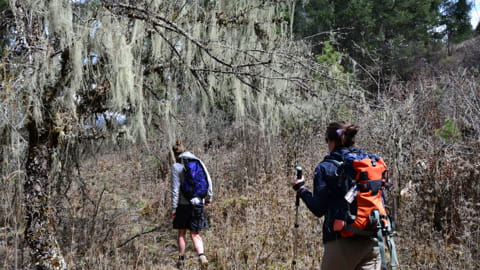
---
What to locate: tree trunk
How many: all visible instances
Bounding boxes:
[24,128,67,270]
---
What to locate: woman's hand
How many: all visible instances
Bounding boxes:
[291,176,305,191]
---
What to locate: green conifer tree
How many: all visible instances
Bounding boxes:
[441,0,473,43]
[293,0,444,86]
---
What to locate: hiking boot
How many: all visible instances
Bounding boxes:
[199,254,208,269]
[176,256,185,269]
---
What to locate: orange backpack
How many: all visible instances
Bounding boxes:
[333,154,390,237]
[328,150,399,270]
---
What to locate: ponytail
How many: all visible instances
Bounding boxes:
[325,122,359,147]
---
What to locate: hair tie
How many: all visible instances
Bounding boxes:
[336,129,343,135]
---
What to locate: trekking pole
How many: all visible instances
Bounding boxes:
[292,166,302,268]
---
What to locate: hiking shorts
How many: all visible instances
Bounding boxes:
[173,204,207,233]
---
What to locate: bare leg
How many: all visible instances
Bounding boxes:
[191,232,208,269]
[190,232,204,255]
[177,229,187,256]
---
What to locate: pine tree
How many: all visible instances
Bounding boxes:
[293,0,335,49]
[293,0,444,86]
[441,0,473,44]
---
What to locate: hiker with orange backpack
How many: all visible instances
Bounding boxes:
[171,140,213,269]
[291,122,398,270]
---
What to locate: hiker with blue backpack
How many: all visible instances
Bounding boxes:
[171,140,213,269]
[291,122,399,270]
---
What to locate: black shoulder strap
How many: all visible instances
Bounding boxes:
[324,158,343,167]
[323,157,344,178]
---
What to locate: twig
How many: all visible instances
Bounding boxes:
[152,25,211,99]
[117,226,162,248]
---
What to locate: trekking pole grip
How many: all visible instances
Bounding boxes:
[295,166,302,180]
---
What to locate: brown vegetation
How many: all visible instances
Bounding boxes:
[3,62,480,268]
[1,1,480,269]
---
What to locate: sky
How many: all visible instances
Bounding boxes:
[472,0,480,28]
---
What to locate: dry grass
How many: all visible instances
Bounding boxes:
[2,68,480,269]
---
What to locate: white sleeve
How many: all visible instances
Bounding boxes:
[171,163,183,212]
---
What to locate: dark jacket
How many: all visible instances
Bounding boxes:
[298,146,363,243]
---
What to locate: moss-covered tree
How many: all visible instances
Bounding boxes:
[0,0,363,268]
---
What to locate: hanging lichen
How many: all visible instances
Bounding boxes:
[0,1,375,268]
[4,0,368,152]
[48,0,73,46]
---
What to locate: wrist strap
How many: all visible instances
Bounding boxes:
[293,182,304,191]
